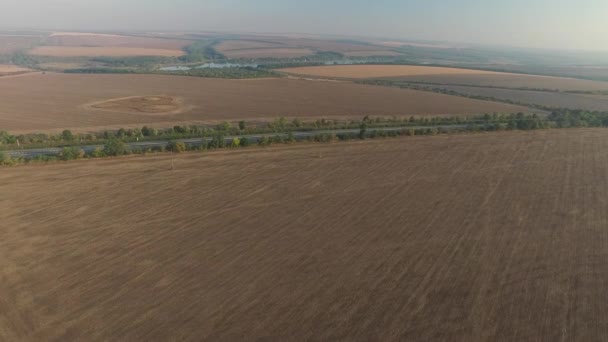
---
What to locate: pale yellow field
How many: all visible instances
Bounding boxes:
[0,65,31,73]
[28,46,185,57]
[279,65,501,79]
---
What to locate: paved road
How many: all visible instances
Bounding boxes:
[6,126,464,158]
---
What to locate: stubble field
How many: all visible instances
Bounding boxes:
[0,73,531,133]
[2,129,608,341]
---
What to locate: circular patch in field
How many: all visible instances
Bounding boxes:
[86,95,185,115]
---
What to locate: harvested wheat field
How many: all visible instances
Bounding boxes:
[28,46,186,57]
[0,73,531,133]
[2,129,608,341]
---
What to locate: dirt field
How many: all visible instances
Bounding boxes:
[2,129,608,341]
[344,50,403,57]
[28,46,186,57]
[0,73,531,133]
[214,39,285,52]
[435,85,608,111]
[89,96,184,114]
[0,35,41,54]
[219,47,314,58]
[385,73,608,92]
[45,32,191,50]
[279,65,502,78]
[214,37,399,57]
[280,65,608,92]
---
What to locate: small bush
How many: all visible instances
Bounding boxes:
[230,138,241,148]
[103,137,128,156]
[167,141,186,153]
[59,147,84,161]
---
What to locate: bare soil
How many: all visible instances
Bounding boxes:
[0,35,41,54]
[279,65,502,79]
[28,46,185,57]
[0,73,531,133]
[2,129,608,341]
[45,33,191,50]
[219,48,314,58]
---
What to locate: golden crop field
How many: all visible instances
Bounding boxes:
[0,73,531,133]
[2,129,607,341]
[0,64,32,76]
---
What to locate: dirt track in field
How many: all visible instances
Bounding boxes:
[2,129,608,341]
[88,95,185,114]
[0,73,531,133]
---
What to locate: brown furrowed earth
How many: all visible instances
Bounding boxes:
[0,73,531,133]
[280,65,608,91]
[2,129,608,341]
[28,46,186,57]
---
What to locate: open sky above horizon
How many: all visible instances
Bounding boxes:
[2,0,608,51]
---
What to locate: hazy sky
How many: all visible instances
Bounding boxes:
[3,0,608,51]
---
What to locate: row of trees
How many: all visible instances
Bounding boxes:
[2,110,608,152]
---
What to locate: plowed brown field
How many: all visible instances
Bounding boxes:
[2,129,608,341]
[0,73,531,133]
